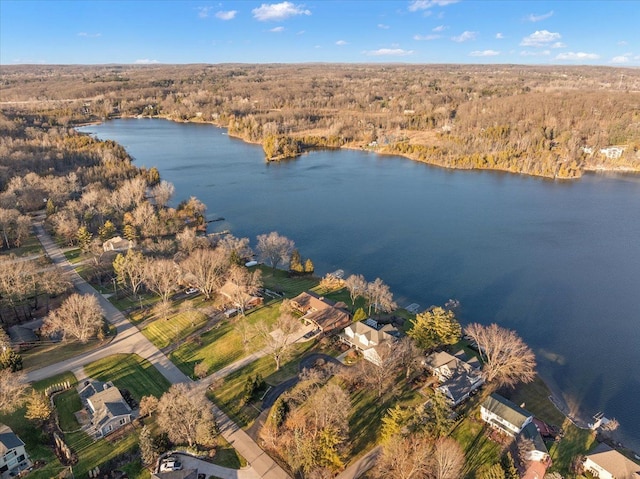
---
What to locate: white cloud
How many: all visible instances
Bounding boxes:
[520,30,561,47]
[495,32,504,39]
[618,40,628,46]
[611,55,630,64]
[297,30,305,35]
[215,10,237,20]
[77,32,101,38]
[469,49,500,57]
[378,23,390,29]
[414,34,441,40]
[336,40,348,46]
[552,42,566,48]
[364,48,414,56]
[135,59,159,64]
[269,26,285,32]
[555,51,600,61]
[252,2,311,21]
[432,25,447,32]
[408,0,459,11]
[520,50,551,56]
[527,10,554,22]
[197,7,211,18]
[451,31,476,42]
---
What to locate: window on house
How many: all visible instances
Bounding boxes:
[120,418,127,425]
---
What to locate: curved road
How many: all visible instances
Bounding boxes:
[28,221,291,479]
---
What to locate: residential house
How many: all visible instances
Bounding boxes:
[291,291,351,334]
[480,393,533,436]
[102,236,135,252]
[218,281,263,311]
[583,443,640,479]
[423,350,484,406]
[520,422,551,463]
[0,424,31,479]
[340,318,400,366]
[599,146,625,159]
[79,381,133,438]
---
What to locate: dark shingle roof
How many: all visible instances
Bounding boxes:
[482,393,532,429]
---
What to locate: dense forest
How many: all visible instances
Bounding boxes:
[1,63,639,179]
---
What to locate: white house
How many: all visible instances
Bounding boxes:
[521,422,550,463]
[340,318,400,366]
[583,443,640,479]
[79,381,133,438]
[599,146,625,159]
[424,351,484,406]
[0,424,31,479]
[480,393,533,436]
[102,236,135,252]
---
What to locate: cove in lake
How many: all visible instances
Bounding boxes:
[79,118,640,449]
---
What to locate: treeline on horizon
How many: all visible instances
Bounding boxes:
[1,63,639,179]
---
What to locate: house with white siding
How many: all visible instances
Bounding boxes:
[480,393,533,436]
[583,443,640,479]
[0,424,31,479]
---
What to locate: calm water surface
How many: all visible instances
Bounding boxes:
[79,119,640,449]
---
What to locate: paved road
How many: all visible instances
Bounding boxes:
[29,222,292,479]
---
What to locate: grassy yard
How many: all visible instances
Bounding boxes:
[0,235,44,258]
[21,338,113,372]
[501,376,566,427]
[260,267,320,297]
[451,416,504,478]
[208,341,315,427]
[142,309,209,349]
[54,389,84,432]
[84,353,171,400]
[548,421,597,475]
[32,371,79,392]
[169,301,282,378]
[212,436,248,469]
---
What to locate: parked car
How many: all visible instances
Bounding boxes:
[159,457,183,472]
[185,287,199,295]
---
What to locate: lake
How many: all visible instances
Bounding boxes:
[78,118,640,449]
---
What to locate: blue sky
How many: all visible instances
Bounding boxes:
[1,0,638,65]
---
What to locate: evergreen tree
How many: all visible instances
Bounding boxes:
[502,452,519,479]
[45,198,56,217]
[289,249,304,273]
[25,389,52,424]
[476,463,506,479]
[0,349,22,372]
[122,223,138,242]
[353,307,367,322]
[76,225,93,251]
[380,404,412,443]
[98,220,116,241]
[304,258,314,274]
[409,306,461,350]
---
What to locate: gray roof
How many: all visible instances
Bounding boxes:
[521,422,548,454]
[481,393,532,429]
[0,424,25,454]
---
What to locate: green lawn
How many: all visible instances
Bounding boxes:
[208,341,314,427]
[142,309,210,349]
[22,338,112,372]
[84,353,171,400]
[501,376,566,427]
[169,301,282,378]
[260,267,320,297]
[0,235,44,257]
[212,436,248,469]
[548,421,597,475]
[54,389,84,432]
[32,371,79,392]
[451,417,503,478]
[63,247,83,264]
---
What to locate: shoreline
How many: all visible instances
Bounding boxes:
[77,114,640,181]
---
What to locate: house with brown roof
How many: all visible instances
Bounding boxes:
[340,318,400,366]
[218,280,263,312]
[424,350,484,406]
[0,424,31,479]
[583,443,640,479]
[291,291,351,334]
[102,236,135,252]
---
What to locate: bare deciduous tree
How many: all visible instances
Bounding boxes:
[224,264,262,315]
[256,305,301,370]
[156,383,217,448]
[366,277,397,315]
[433,437,465,479]
[139,395,159,417]
[151,180,175,208]
[216,234,253,264]
[0,369,28,413]
[113,249,146,299]
[375,434,433,479]
[180,248,229,300]
[143,258,178,303]
[464,323,536,388]
[344,274,367,309]
[42,293,104,343]
[256,231,294,270]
